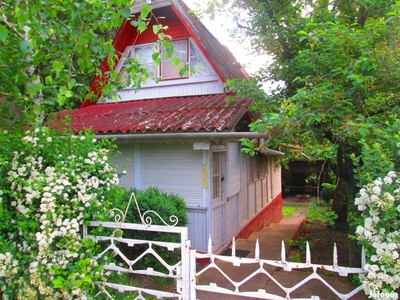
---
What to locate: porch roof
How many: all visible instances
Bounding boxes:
[55,94,253,134]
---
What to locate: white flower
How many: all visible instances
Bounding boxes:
[356,226,364,235]
[372,186,381,195]
[364,218,373,229]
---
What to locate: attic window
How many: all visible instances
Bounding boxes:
[118,39,212,84]
[161,39,188,80]
[119,40,188,82]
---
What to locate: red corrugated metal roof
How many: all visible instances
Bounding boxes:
[56,95,252,134]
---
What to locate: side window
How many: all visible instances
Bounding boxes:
[212,152,226,200]
[118,45,156,83]
[136,45,157,77]
[190,41,212,77]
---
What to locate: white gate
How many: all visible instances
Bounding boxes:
[84,193,367,299]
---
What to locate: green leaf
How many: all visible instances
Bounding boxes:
[179,65,187,77]
[59,85,67,94]
[19,40,30,54]
[153,24,162,35]
[68,79,76,90]
[137,22,147,34]
[158,32,165,40]
[65,90,73,97]
[295,102,303,109]
[0,25,9,42]
[45,76,53,85]
[52,60,65,77]
[172,57,180,67]
[120,7,131,18]
[33,104,42,115]
[140,4,152,20]
[74,2,87,9]
[299,36,308,42]
[152,52,161,66]
[53,276,66,289]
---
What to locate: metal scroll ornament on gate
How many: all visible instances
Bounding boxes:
[106,192,179,227]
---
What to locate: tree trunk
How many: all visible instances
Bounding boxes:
[332,143,361,266]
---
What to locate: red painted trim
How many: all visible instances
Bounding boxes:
[236,194,283,240]
[196,194,283,262]
[81,19,135,108]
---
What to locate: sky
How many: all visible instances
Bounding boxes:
[182,0,269,76]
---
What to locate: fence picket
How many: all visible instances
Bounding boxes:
[85,220,367,300]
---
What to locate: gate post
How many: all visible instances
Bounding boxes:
[189,247,197,299]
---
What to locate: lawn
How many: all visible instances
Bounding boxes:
[282,205,300,218]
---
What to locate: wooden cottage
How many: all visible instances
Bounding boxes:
[60,0,283,253]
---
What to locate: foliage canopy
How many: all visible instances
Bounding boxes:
[208,0,400,225]
[0,0,178,126]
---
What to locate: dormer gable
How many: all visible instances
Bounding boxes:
[109,37,223,103]
[81,0,249,108]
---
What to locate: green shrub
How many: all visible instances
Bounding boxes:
[106,187,188,274]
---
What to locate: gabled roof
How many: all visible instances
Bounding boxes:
[160,0,249,81]
[81,0,249,108]
[64,0,255,136]
[56,95,252,134]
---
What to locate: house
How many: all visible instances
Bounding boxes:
[59,0,283,253]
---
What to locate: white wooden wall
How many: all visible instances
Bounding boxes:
[239,152,282,230]
[112,78,225,102]
[271,158,282,199]
[113,144,135,190]
[140,144,203,207]
[227,142,241,196]
[112,141,282,253]
[113,141,207,251]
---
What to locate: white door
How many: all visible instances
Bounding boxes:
[211,151,228,253]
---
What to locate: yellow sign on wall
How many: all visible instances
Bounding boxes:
[202,164,207,188]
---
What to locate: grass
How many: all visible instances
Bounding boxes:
[282,205,299,218]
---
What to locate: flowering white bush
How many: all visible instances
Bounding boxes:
[354,170,400,299]
[0,128,120,298]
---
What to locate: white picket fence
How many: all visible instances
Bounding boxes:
[83,194,367,299]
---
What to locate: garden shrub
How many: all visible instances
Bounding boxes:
[109,187,188,273]
[0,127,120,299]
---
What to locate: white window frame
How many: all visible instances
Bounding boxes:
[115,38,215,87]
[212,148,227,201]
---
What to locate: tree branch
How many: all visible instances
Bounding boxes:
[0,14,24,39]
[278,143,302,150]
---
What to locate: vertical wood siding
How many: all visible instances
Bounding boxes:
[187,207,208,252]
[141,143,203,207]
[227,142,241,196]
[113,144,135,190]
[112,79,225,102]
[272,160,282,199]
[226,194,240,241]
[240,152,249,227]
[256,180,263,212]
[248,183,255,219]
